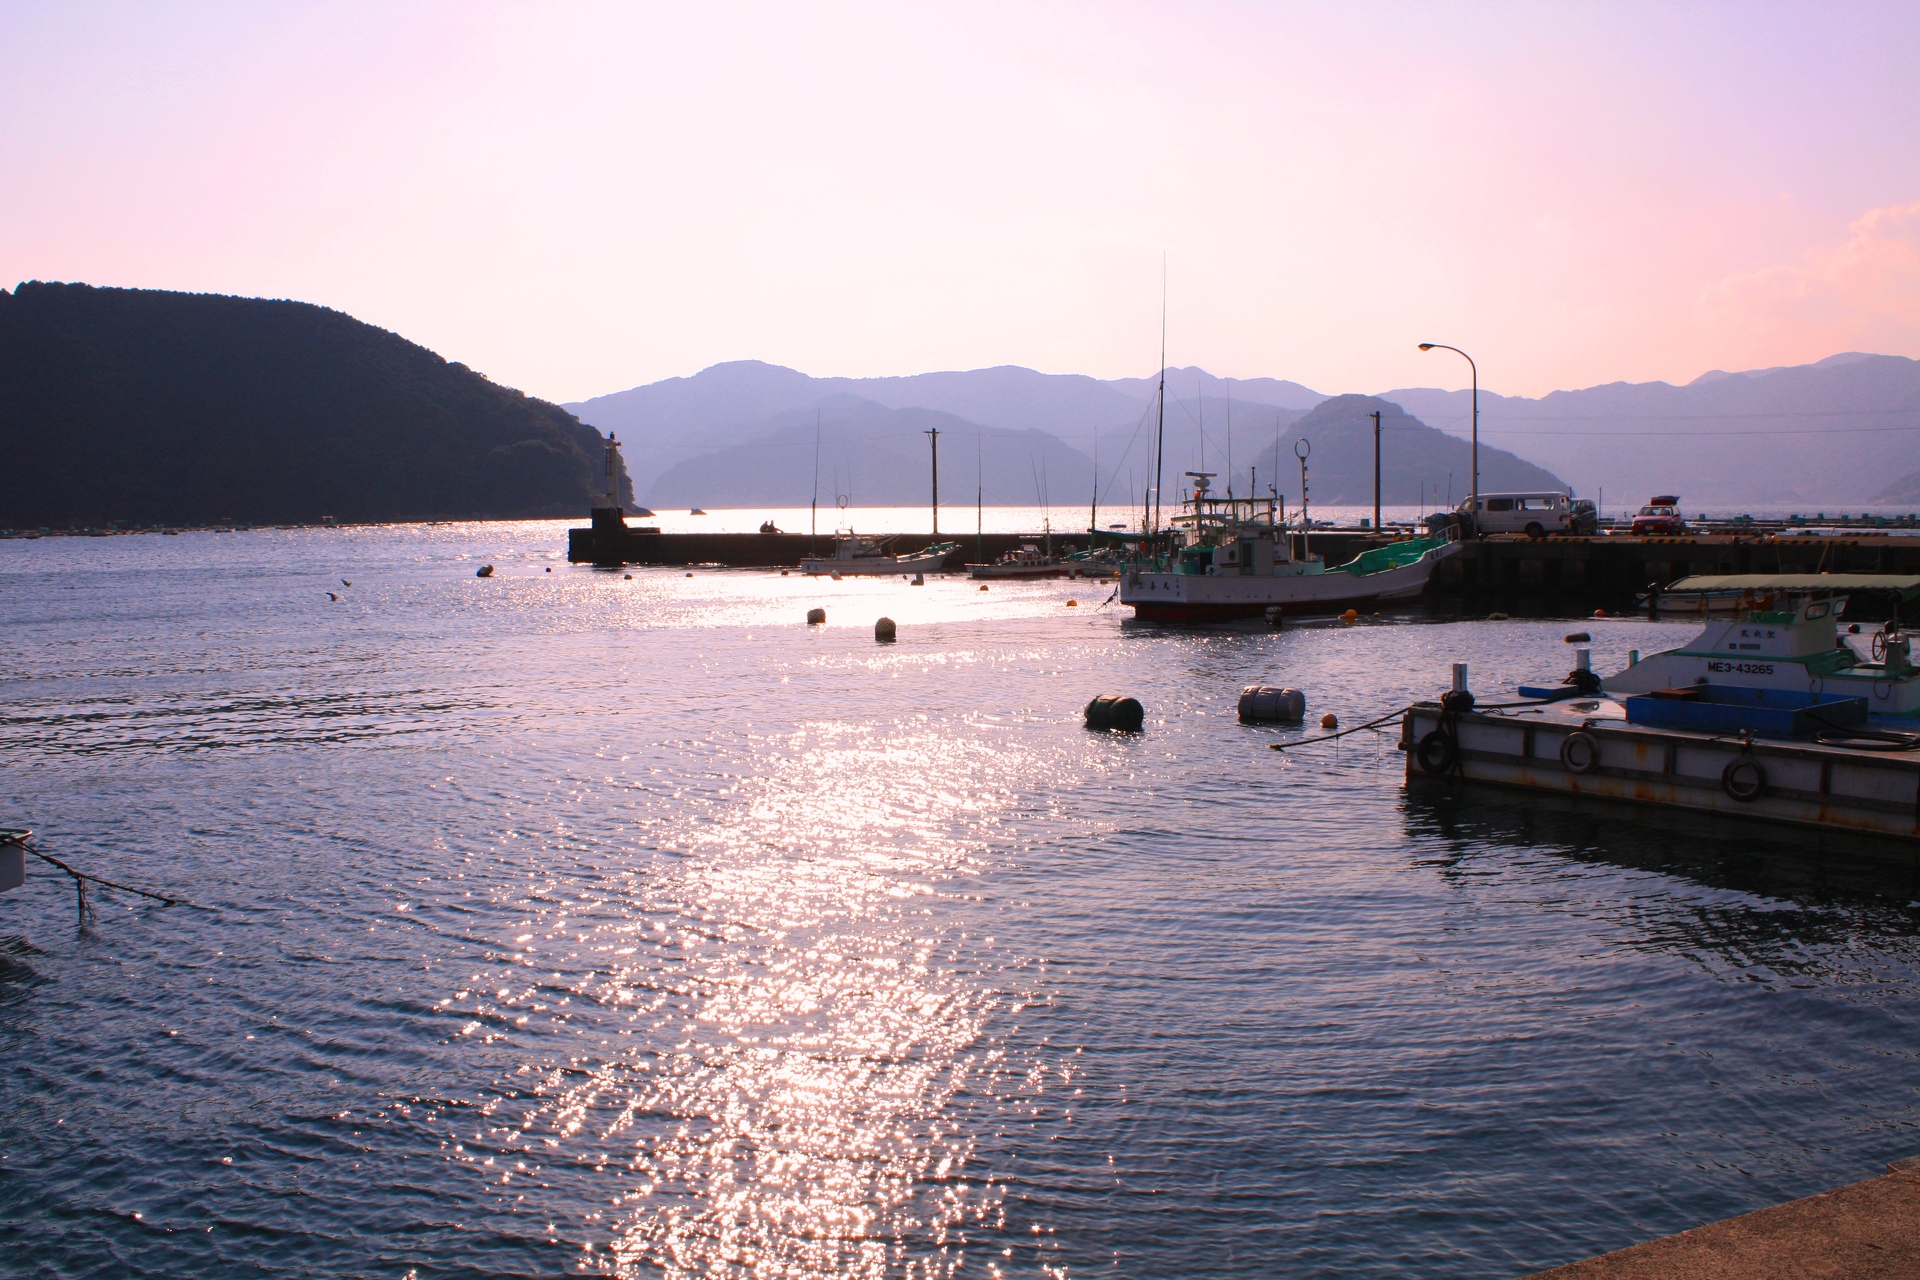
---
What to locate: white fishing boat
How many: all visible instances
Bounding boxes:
[1120,473,1459,620]
[1603,573,1920,718]
[801,533,957,577]
[969,543,1065,579]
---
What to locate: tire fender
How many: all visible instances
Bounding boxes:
[1559,730,1601,774]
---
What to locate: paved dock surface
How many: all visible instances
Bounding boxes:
[1527,1158,1920,1279]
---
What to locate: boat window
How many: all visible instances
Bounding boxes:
[1805,601,1830,619]
[1486,498,1515,512]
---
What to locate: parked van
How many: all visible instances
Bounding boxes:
[1457,491,1576,537]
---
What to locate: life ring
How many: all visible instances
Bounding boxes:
[1873,631,1889,662]
[1559,731,1601,774]
[1415,729,1458,775]
[1722,757,1767,802]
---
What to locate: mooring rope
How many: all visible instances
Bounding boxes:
[12,839,189,920]
[1268,704,1416,750]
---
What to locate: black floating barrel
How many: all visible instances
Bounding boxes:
[1238,686,1306,723]
[1084,695,1144,731]
[806,607,826,626]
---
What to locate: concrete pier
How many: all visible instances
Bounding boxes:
[1526,1157,1920,1279]
[566,521,1920,618]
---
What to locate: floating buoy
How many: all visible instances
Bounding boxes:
[1488,611,1509,620]
[875,616,896,642]
[1592,608,1605,617]
[685,571,693,577]
[979,585,989,591]
[1264,606,1285,629]
[1341,608,1358,623]
[1320,712,1338,729]
[781,570,790,576]
[475,565,494,578]
[1066,599,1078,607]
[831,571,843,581]
[1084,694,1144,731]
[624,573,632,580]
[1238,686,1305,723]
[1563,631,1590,643]
[806,607,826,625]
[545,567,551,573]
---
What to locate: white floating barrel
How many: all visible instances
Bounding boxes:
[1084,695,1144,731]
[1238,686,1306,723]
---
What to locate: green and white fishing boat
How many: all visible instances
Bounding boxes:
[1603,574,1920,719]
[1120,472,1459,620]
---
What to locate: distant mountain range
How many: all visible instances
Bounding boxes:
[573,352,1920,512]
[575,364,1564,514]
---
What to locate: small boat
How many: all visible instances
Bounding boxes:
[1604,573,1920,718]
[1120,473,1459,620]
[1,828,28,894]
[690,508,707,516]
[969,543,1066,579]
[801,532,957,577]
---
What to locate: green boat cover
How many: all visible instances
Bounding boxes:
[1338,537,1445,577]
[1665,574,1920,598]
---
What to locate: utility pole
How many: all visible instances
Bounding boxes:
[1371,409,1382,533]
[925,426,940,537]
[1418,343,1478,535]
[1295,438,1311,561]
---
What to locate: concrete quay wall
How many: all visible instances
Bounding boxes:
[568,526,1920,615]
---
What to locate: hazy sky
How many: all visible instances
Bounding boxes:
[4,1,1917,400]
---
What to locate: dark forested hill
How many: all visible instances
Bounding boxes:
[0,281,625,526]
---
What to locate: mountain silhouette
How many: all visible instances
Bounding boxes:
[0,281,622,526]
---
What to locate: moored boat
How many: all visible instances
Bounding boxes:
[1119,473,1459,620]
[801,532,957,577]
[968,543,1066,579]
[1604,573,1920,718]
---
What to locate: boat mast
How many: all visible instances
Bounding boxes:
[1151,262,1167,547]
[811,411,821,555]
[976,434,983,562]
[1089,428,1099,542]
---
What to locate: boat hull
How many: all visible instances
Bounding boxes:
[1404,702,1920,841]
[1121,543,1454,620]
[801,551,950,576]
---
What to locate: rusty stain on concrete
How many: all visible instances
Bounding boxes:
[1526,1157,1920,1279]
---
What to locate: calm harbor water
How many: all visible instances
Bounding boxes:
[2,520,1918,1279]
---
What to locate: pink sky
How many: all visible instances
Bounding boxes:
[3,1,1917,400]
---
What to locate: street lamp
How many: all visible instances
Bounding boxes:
[1418,343,1477,533]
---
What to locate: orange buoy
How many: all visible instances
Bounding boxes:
[1320,713,1338,729]
[1341,608,1358,623]
[1067,599,1078,607]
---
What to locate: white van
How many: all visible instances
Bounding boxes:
[1457,491,1575,537]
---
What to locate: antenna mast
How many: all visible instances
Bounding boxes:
[810,411,821,555]
[1150,259,1167,544]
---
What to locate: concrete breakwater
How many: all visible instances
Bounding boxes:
[568,523,1920,614]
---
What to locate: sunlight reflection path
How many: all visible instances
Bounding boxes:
[483,727,1040,1278]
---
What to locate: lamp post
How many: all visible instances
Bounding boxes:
[1418,343,1477,534]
